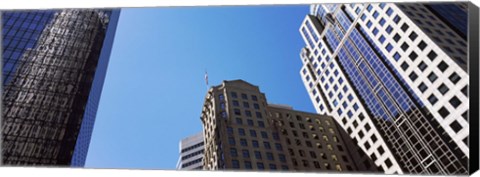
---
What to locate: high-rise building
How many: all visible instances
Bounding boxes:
[298,3,470,175]
[200,80,379,172]
[1,9,120,166]
[176,132,205,170]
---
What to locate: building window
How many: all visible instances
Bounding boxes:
[393,33,400,42]
[418,61,427,71]
[385,159,393,168]
[244,161,252,169]
[252,140,259,148]
[228,137,236,145]
[409,51,418,61]
[401,62,409,71]
[269,164,277,170]
[257,162,264,169]
[379,35,386,43]
[428,73,438,82]
[227,126,234,134]
[386,43,393,52]
[450,120,462,133]
[243,102,250,108]
[427,50,438,61]
[438,84,449,95]
[264,142,271,149]
[267,152,274,161]
[418,40,427,50]
[233,100,239,106]
[258,121,265,128]
[418,83,427,92]
[230,148,238,157]
[393,52,401,61]
[252,95,258,101]
[409,32,418,41]
[378,146,385,155]
[275,143,283,151]
[438,107,450,118]
[236,118,243,125]
[401,42,408,51]
[231,92,238,98]
[247,119,254,126]
[279,154,286,162]
[261,131,268,138]
[449,72,460,84]
[241,93,248,99]
[232,160,240,168]
[256,112,263,118]
[409,72,418,81]
[249,130,257,137]
[240,139,248,146]
[437,61,448,72]
[428,94,438,105]
[254,151,262,159]
[254,103,260,109]
[234,109,241,115]
[242,150,250,158]
[449,96,461,108]
[401,23,409,31]
[219,94,225,101]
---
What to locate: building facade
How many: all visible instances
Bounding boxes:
[1,9,120,166]
[298,3,469,174]
[200,80,379,172]
[176,132,205,170]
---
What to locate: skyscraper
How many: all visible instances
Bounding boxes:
[176,132,205,170]
[200,80,379,172]
[298,3,470,174]
[1,9,120,166]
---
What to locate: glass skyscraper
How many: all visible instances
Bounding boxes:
[1,9,120,166]
[298,3,470,175]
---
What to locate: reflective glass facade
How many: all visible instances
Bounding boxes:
[1,9,120,166]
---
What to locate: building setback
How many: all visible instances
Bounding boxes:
[200,80,379,172]
[298,3,470,175]
[1,9,120,166]
[176,132,205,170]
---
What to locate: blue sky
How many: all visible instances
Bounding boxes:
[85,5,313,169]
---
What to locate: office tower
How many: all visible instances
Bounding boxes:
[176,132,205,170]
[200,80,379,172]
[298,3,470,175]
[1,9,120,166]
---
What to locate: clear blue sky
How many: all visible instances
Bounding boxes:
[85,5,313,169]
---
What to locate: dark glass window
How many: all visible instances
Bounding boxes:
[232,160,240,168]
[439,107,450,118]
[449,96,461,108]
[401,23,409,31]
[418,41,427,50]
[409,51,418,61]
[242,150,250,158]
[401,42,408,51]
[449,72,460,84]
[450,120,462,133]
[427,50,438,60]
[437,61,448,72]
[428,94,438,105]
[231,92,238,98]
[252,95,258,101]
[409,72,418,81]
[418,82,427,93]
[401,62,409,71]
[393,34,400,42]
[428,73,438,82]
[418,61,427,71]
[230,148,238,157]
[409,32,418,41]
[438,84,449,95]
[254,151,262,159]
